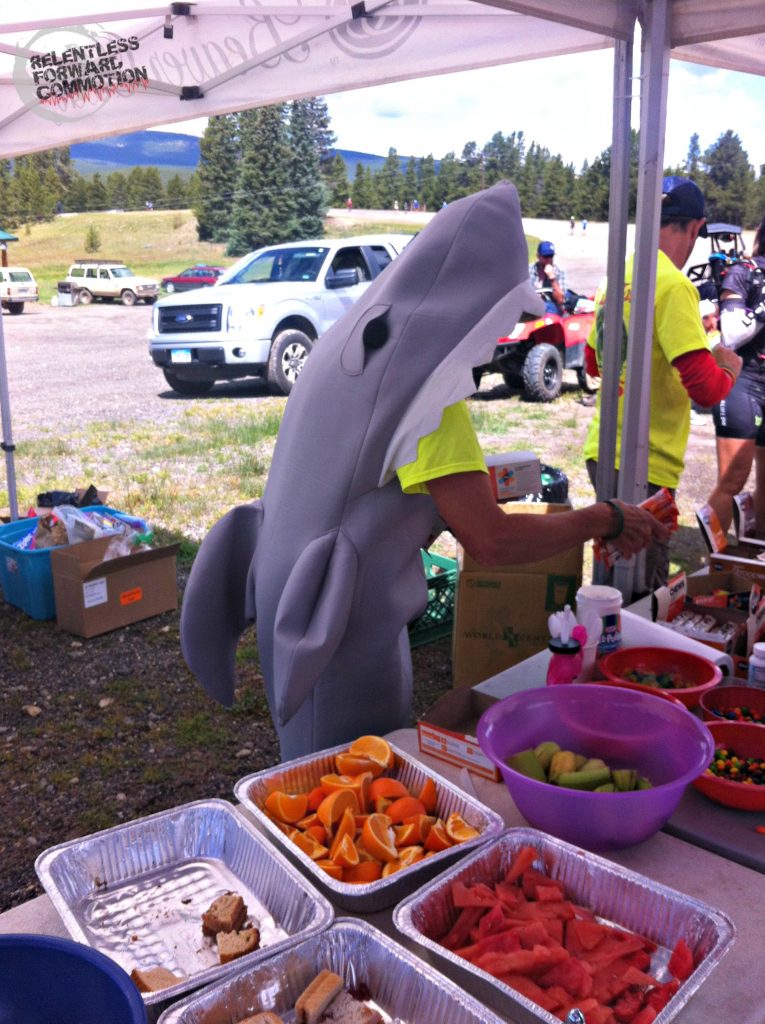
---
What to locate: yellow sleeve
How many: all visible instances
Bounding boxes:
[397,401,488,495]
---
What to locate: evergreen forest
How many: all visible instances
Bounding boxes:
[2,96,765,256]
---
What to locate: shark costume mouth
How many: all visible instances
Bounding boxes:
[180,181,543,759]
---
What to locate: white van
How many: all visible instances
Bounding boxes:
[0,266,39,314]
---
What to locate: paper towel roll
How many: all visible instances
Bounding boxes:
[620,608,734,676]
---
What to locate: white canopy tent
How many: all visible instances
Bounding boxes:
[0,0,764,594]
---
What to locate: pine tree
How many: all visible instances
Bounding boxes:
[685,133,701,178]
[0,159,15,226]
[226,105,296,256]
[435,152,459,205]
[142,166,164,209]
[84,224,101,253]
[403,158,418,208]
[375,148,404,211]
[325,154,350,207]
[194,114,240,241]
[165,173,189,209]
[65,174,89,213]
[106,172,128,210]
[702,130,753,225]
[301,96,336,168]
[351,165,377,209]
[417,155,437,211]
[289,99,327,239]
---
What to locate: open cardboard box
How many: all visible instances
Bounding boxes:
[452,503,582,688]
[697,499,765,568]
[51,535,179,638]
[652,568,765,678]
[417,687,500,780]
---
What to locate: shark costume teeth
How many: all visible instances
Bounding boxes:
[181,181,544,759]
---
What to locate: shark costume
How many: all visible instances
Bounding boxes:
[181,181,543,759]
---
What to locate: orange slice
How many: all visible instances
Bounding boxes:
[335,751,385,778]
[348,735,395,771]
[397,844,425,867]
[423,819,453,853]
[329,806,357,861]
[369,777,409,802]
[289,828,328,860]
[344,860,383,884]
[296,812,322,831]
[394,822,420,848]
[264,789,309,824]
[373,796,392,815]
[319,773,358,796]
[315,859,343,880]
[360,812,398,863]
[331,832,360,868]
[305,824,328,845]
[445,812,480,844]
[417,777,438,814]
[353,771,374,814]
[307,785,326,811]
[317,788,359,831]
[382,860,403,878]
[399,814,434,844]
[386,796,426,824]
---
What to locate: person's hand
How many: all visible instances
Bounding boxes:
[544,264,556,281]
[712,343,742,378]
[607,500,669,558]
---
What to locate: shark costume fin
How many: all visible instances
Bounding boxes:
[180,501,262,706]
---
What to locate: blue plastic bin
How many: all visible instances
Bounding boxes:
[0,506,144,620]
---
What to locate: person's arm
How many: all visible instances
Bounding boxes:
[426,471,667,568]
[544,263,566,311]
[719,287,762,351]
[672,345,741,406]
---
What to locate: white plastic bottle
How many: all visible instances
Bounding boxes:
[575,584,623,655]
[748,641,765,688]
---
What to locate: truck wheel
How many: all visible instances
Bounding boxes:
[7,302,24,315]
[77,289,93,305]
[267,329,313,395]
[522,343,563,402]
[165,282,175,294]
[163,370,214,396]
[121,289,137,306]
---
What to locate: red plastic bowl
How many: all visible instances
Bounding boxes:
[585,677,685,707]
[597,646,722,709]
[699,684,765,725]
[476,684,714,851]
[693,720,765,811]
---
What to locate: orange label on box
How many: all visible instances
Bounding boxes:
[119,587,143,606]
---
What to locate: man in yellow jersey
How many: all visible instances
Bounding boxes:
[582,176,742,591]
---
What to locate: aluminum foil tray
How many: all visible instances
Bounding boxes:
[158,917,506,1024]
[234,741,504,913]
[393,828,735,1024]
[35,799,333,1008]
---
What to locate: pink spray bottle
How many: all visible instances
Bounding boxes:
[546,605,587,686]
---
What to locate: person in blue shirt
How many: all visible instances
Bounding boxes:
[529,240,567,314]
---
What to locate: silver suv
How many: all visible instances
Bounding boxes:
[66,260,160,306]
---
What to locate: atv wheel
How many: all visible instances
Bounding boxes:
[522,343,563,402]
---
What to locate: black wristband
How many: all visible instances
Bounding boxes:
[601,499,625,541]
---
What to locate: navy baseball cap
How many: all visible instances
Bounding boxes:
[538,241,555,256]
[661,176,707,236]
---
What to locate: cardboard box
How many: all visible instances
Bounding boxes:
[417,687,500,780]
[453,503,583,687]
[697,499,765,566]
[485,451,541,502]
[652,569,765,678]
[51,536,179,638]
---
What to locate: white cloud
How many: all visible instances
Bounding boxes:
[157,51,765,175]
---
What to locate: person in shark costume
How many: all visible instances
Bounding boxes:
[181,182,664,760]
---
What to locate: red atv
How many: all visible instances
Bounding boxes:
[474,290,597,402]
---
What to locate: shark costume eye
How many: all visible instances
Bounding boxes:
[363,311,389,349]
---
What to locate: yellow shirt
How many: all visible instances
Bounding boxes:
[397,401,487,495]
[583,250,708,488]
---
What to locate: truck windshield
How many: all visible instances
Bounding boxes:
[224,247,329,285]
[111,267,136,278]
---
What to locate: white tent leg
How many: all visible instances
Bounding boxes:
[0,311,20,521]
[613,0,670,598]
[592,33,634,583]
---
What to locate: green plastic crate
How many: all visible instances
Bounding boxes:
[408,550,458,648]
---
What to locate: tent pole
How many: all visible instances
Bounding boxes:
[0,310,19,520]
[593,32,634,584]
[613,0,670,598]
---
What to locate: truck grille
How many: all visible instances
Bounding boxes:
[158,303,222,334]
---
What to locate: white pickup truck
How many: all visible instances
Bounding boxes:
[148,234,413,396]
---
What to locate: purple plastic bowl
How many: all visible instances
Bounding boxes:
[477,684,714,851]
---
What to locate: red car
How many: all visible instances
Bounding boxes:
[160,265,225,293]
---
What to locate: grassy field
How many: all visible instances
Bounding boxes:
[7,210,428,302]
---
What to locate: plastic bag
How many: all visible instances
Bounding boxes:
[102,525,152,561]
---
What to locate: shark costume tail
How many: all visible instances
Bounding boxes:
[181,181,543,758]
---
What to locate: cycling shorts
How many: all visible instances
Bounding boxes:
[713,367,765,444]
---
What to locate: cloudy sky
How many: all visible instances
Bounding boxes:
[160,50,765,174]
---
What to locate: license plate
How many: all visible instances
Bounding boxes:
[171,348,192,364]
